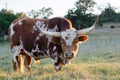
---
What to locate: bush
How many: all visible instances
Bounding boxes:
[110,25,115,29]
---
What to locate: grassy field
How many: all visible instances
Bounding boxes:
[0,28,120,80]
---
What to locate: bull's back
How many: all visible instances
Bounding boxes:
[8,18,39,50]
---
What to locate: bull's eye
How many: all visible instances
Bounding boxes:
[75,41,78,44]
[65,36,68,40]
[74,38,79,44]
[74,40,78,44]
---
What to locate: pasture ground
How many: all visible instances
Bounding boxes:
[0,28,120,80]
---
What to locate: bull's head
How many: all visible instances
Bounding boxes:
[36,16,99,64]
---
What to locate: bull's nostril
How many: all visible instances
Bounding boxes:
[70,53,74,58]
[65,53,74,58]
[71,53,74,56]
[65,53,68,57]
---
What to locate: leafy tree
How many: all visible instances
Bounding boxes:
[0,9,14,14]
[0,9,17,36]
[75,0,96,14]
[0,29,4,41]
[99,3,119,23]
[28,7,53,19]
[39,7,53,19]
[28,9,40,18]
[65,0,96,29]
[16,12,29,18]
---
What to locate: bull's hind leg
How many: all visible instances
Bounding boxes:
[24,53,32,72]
[12,57,17,71]
[12,52,24,73]
[11,45,24,73]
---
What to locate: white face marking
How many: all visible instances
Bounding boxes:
[61,30,77,46]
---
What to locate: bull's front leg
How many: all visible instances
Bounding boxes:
[52,57,65,71]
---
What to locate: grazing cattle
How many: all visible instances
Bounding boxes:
[8,16,98,73]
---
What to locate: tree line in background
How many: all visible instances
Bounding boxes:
[0,7,53,41]
[65,0,120,29]
[0,0,120,42]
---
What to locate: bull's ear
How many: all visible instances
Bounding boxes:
[78,35,89,43]
[51,37,60,44]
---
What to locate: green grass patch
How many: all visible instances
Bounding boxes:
[0,28,120,80]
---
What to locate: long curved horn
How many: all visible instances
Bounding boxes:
[35,23,61,37]
[39,29,61,37]
[77,15,99,35]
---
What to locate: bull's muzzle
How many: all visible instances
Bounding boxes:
[65,53,74,59]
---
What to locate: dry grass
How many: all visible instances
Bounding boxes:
[0,28,120,80]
